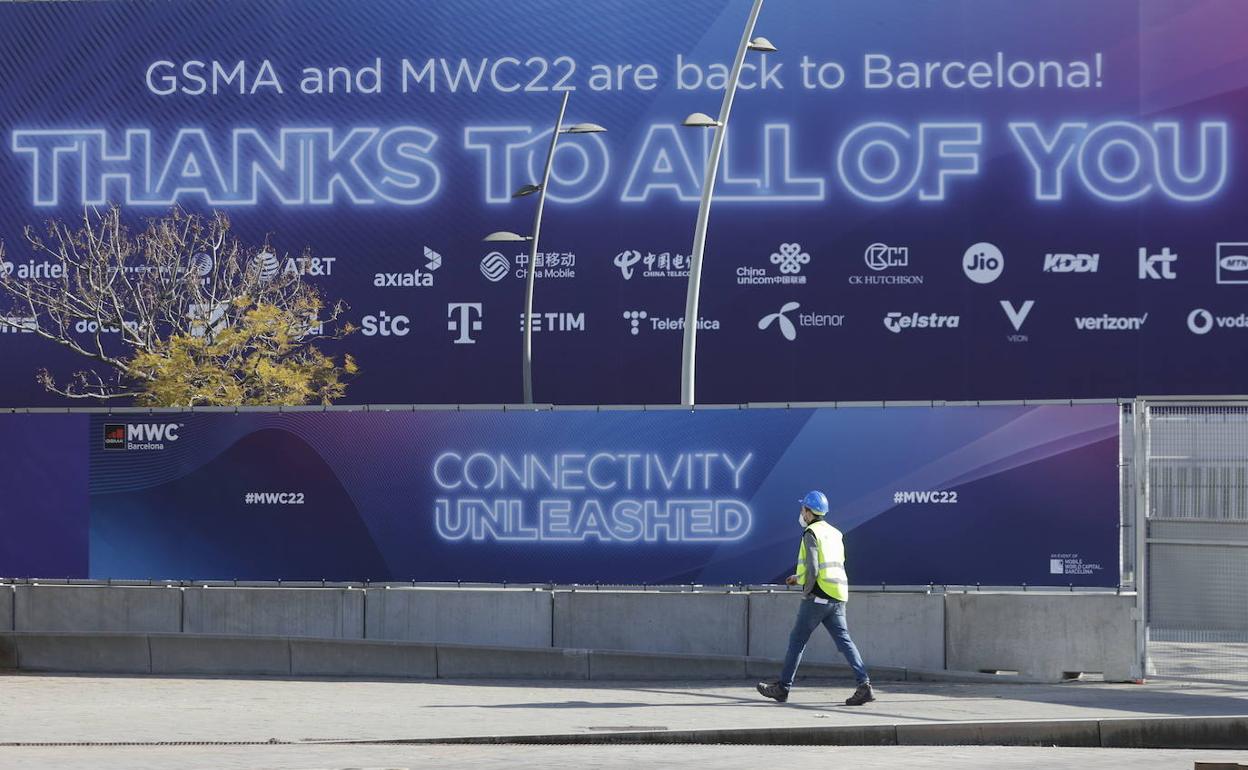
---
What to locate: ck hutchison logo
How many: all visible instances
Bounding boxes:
[103,424,127,450]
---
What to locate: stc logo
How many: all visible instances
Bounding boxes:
[361,311,410,337]
[1139,247,1177,280]
[884,312,960,333]
[448,302,483,344]
[864,243,908,271]
[480,252,510,282]
[1217,243,1248,285]
[1044,253,1099,273]
[963,242,1004,284]
[1187,308,1248,335]
[103,423,181,450]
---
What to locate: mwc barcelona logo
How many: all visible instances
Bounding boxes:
[103,423,181,451]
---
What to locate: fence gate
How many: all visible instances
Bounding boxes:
[1136,398,1248,682]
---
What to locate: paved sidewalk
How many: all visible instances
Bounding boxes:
[1,673,1246,744]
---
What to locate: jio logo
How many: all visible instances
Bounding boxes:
[963,242,1004,284]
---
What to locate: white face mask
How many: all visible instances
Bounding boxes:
[798,511,809,528]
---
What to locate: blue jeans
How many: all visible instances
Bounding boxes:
[778,597,870,688]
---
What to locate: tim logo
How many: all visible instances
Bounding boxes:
[104,423,181,450]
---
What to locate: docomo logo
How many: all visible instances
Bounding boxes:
[963,242,1004,284]
[865,243,908,271]
[883,312,960,333]
[75,319,140,334]
[1188,308,1248,335]
[1044,253,1099,273]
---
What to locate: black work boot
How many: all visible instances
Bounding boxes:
[756,681,789,703]
[844,683,875,706]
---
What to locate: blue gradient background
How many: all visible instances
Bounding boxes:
[81,405,1120,585]
[2,0,1244,405]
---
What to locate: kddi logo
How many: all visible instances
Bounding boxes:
[1044,253,1099,273]
[1188,308,1248,335]
[103,423,181,451]
[375,247,441,288]
[883,312,960,333]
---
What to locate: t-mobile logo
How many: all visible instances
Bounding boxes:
[448,302,483,344]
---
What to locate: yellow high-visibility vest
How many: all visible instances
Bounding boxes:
[795,519,849,601]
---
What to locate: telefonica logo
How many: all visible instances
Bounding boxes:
[1074,313,1148,331]
[883,312,959,333]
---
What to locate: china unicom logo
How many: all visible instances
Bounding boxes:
[770,243,810,275]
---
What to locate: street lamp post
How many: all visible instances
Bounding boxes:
[485,92,605,405]
[678,0,775,406]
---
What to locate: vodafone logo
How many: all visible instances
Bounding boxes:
[1188,308,1248,335]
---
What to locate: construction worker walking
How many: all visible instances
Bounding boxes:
[757,490,874,706]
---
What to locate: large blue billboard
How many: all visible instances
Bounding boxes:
[2,405,1120,585]
[0,0,1245,405]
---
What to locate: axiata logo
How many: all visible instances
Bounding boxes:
[361,311,410,337]
[448,302,483,344]
[1139,247,1177,280]
[883,312,959,333]
[1187,308,1248,335]
[1216,243,1248,285]
[1074,313,1148,331]
[480,252,509,282]
[864,243,908,271]
[104,423,181,451]
[962,242,1003,284]
[1044,253,1099,273]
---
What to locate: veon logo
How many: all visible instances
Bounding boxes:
[1216,243,1248,285]
[480,252,509,282]
[1044,253,1099,273]
[361,311,410,337]
[1074,313,1149,331]
[448,302,483,344]
[1139,247,1177,280]
[1000,300,1034,342]
[883,312,960,333]
[1188,308,1248,335]
[864,243,908,271]
[962,242,1004,284]
[520,312,586,332]
[104,422,182,451]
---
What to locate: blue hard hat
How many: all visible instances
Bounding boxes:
[799,490,829,514]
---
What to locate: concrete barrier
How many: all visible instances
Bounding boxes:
[149,634,290,676]
[182,587,363,638]
[14,585,181,633]
[366,588,552,647]
[436,644,589,679]
[8,632,150,674]
[589,650,747,680]
[747,591,945,671]
[291,638,437,678]
[944,592,1136,681]
[553,591,748,656]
